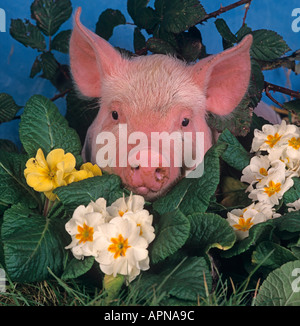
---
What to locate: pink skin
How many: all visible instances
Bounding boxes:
[70,8,253,200]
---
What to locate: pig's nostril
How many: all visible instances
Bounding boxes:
[155,168,168,182]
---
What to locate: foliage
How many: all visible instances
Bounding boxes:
[0,0,300,306]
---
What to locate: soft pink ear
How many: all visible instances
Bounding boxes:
[192,35,253,115]
[69,7,125,98]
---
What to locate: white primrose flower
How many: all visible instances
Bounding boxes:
[248,160,294,206]
[94,217,150,283]
[123,210,155,245]
[251,120,298,153]
[107,193,145,219]
[287,199,300,212]
[226,202,277,240]
[65,201,107,259]
[241,155,271,190]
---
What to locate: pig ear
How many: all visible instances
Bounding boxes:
[69,7,125,98]
[192,35,253,116]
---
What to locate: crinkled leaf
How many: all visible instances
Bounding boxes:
[251,29,291,61]
[40,52,59,80]
[127,0,149,22]
[2,204,69,282]
[0,151,39,209]
[283,178,300,205]
[30,56,43,78]
[187,212,236,253]
[0,93,21,123]
[62,256,95,280]
[51,29,72,54]
[252,241,298,273]
[134,27,146,54]
[255,260,300,306]
[10,19,46,50]
[155,0,206,34]
[54,175,124,213]
[151,209,190,264]
[19,95,82,164]
[215,18,237,44]
[136,256,211,302]
[153,142,226,216]
[146,37,177,56]
[218,129,251,171]
[96,9,126,41]
[30,0,72,36]
[222,219,276,258]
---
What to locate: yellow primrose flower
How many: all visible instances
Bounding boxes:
[24,148,77,200]
[65,162,102,184]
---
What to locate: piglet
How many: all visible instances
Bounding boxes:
[69,7,252,200]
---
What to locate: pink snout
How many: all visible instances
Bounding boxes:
[123,150,179,199]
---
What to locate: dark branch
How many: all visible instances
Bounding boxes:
[199,0,253,24]
[264,81,300,100]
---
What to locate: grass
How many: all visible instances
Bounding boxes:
[0,270,259,306]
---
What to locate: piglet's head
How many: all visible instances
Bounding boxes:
[70,8,252,200]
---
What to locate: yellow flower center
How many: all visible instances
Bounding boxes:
[264,180,281,197]
[108,234,131,259]
[259,167,268,176]
[75,223,94,244]
[118,209,128,217]
[265,133,281,148]
[288,137,300,150]
[233,217,254,232]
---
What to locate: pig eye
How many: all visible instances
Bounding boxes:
[181,118,190,127]
[112,111,119,120]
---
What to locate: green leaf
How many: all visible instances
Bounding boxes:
[19,95,82,164]
[65,90,99,146]
[134,27,147,54]
[61,256,95,280]
[51,29,72,53]
[54,175,124,212]
[30,56,43,78]
[283,99,300,118]
[275,210,300,234]
[127,0,149,22]
[187,212,236,253]
[96,9,126,41]
[137,256,212,302]
[0,151,39,209]
[153,142,226,216]
[178,142,226,216]
[255,260,300,306]
[252,241,298,273]
[155,0,206,34]
[132,7,158,30]
[10,19,46,50]
[1,204,69,282]
[151,209,190,264]
[251,29,291,61]
[40,52,59,80]
[0,93,21,123]
[283,178,300,205]
[30,0,73,36]
[215,18,237,44]
[222,219,276,258]
[146,37,177,56]
[218,129,251,171]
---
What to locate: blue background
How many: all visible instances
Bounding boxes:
[0,0,299,146]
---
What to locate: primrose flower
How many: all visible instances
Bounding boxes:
[95,217,150,282]
[251,120,298,153]
[248,160,294,206]
[241,155,271,191]
[65,199,107,259]
[226,202,274,240]
[24,148,77,201]
[287,199,300,212]
[24,148,102,201]
[106,193,145,218]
